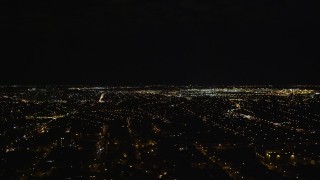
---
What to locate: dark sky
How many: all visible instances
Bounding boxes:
[0,0,319,85]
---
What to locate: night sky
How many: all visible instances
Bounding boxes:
[0,0,319,85]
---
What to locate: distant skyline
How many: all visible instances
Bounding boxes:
[0,1,318,85]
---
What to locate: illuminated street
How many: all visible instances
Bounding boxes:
[0,86,320,179]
